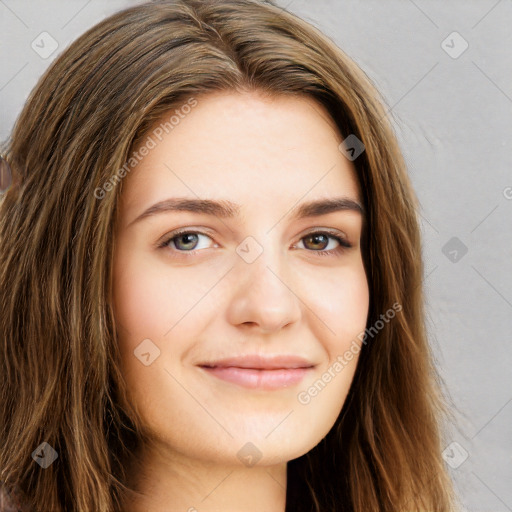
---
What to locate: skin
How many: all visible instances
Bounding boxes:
[113,90,369,512]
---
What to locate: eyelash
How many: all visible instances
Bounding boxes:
[157,228,352,259]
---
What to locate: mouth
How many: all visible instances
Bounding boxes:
[198,366,314,389]
[196,354,316,390]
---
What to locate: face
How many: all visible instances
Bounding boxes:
[112,90,369,467]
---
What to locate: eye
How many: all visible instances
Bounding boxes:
[157,228,352,259]
[158,230,215,253]
[294,230,352,257]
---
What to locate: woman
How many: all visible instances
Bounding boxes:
[0,0,460,510]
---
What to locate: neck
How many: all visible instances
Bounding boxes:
[121,442,287,512]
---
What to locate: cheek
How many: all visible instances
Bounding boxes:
[112,245,188,390]
[113,245,200,341]
[113,251,165,337]
[294,263,368,434]
[112,244,215,390]
[305,259,370,351]
[112,247,186,425]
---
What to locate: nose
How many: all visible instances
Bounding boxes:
[225,243,302,334]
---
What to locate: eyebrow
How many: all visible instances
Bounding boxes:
[127,196,365,227]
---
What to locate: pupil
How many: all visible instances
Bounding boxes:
[177,233,198,250]
[308,234,327,250]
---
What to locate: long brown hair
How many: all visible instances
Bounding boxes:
[0,0,459,510]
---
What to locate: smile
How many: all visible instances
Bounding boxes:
[198,365,313,390]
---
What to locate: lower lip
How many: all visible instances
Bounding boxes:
[199,366,312,390]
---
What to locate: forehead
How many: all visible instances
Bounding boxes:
[118,91,361,221]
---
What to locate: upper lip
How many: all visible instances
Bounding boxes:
[197,354,316,370]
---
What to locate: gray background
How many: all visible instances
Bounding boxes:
[1,1,511,510]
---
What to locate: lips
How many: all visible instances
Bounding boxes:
[197,355,316,390]
[197,354,315,370]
